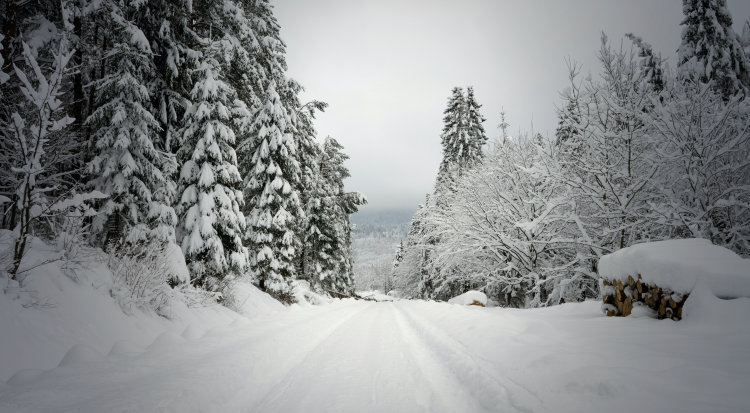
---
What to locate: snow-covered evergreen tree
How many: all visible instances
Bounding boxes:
[320,137,366,294]
[394,195,432,298]
[303,137,365,295]
[435,87,466,200]
[242,79,300,301]
[677,0,749,98]
[290,93,328,281]
[88,1,177,246]
[177,45,248,291]
[464,86,488,163]
[435,86,488,201]
[391,240,404,282]
[626,33,665,93]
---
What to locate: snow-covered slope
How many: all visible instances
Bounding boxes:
[0,231,283,382]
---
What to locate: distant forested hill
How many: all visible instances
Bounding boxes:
[351,209,412,291]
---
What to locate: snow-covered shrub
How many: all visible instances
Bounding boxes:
[107,241,172,317]
[172,283,222,309]
[54,209,100,282]
[292,280,333,305]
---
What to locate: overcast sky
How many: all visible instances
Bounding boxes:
[273,0,750,213]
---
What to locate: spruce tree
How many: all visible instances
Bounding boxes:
[315,137,365,295]
[177,46,248,291]
[435,86,488,201]
[435,87,466,199]
[243,79,300,301]
[626,33,665,93]
[88,1,177,245]
[464,86,488,164]
[391,240,404,287]
[678,0,749,97]
[297,100,327,282]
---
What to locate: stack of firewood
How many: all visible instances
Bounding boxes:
[602,275,688,320]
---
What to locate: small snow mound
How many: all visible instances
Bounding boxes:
[229,278,285,317]
[7,369,44,386]
[682,282,750,324]
[180,324,205,340]
[58,344,104,367]
[629,303,656,319]
[165,241,190,284]
[448,290,488,307]
[146,332,186,352]
[598,239,750,297]
[108,340,144,357]
[292,280,333,306]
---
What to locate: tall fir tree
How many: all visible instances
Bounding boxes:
[393,195,434,298]
[463,86,488,164]
[677,0,749,98]
[177,41,248,291]
[435,86,488,201]
[296,98,328,280]
[88,1,177,246]
[435,87,466,200]
[243,79,300,301]
[626,33,665,93]
[313,137,365,295]
[391,239,404,288]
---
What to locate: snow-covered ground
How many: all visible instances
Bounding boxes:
[2,294,749,412]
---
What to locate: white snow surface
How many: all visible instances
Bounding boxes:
[229,277,285,317]
[598,238,750,296]
[0,230,273,383]
[164,241,190,283]
[2,233,750,412]
[2,295,750,412]
[357,290,397,301]
[447,290,488,306]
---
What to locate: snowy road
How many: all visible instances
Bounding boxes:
[1,298,749,412]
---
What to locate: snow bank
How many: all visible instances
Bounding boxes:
[229,278,285,317]
[0,231,283,381]
[448,290,488,306]
[291,280,333,306]
[598,239,750,297]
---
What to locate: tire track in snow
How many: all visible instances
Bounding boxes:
[389,303,489,413]
[248,303,403,412]
[222,301,376,411]
[394,303,542,412]
[251,302,476,413]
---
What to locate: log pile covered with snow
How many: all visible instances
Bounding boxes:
[447,290,488,307]
[598,239,750,320]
